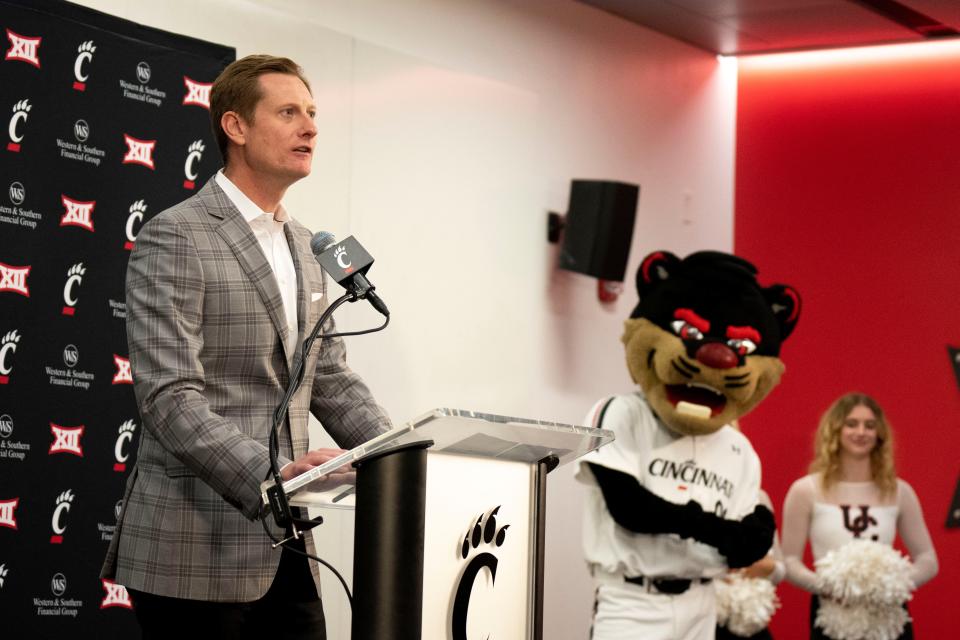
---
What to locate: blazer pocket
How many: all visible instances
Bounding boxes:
[309,292,327,324]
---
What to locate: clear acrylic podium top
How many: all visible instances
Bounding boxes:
[262,407,614,510]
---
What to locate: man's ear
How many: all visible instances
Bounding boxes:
[221,111,246,146]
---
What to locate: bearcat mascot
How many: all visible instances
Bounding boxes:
[576,250,800,640]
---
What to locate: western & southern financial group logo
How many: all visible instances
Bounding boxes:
[0,180,41,230]
[36,572,85,618]
[56,120,106,167]
[119,60,166,107]
[0,413,31,462]
[45,345,95,390]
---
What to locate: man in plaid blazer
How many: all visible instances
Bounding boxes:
[101,55,391,638]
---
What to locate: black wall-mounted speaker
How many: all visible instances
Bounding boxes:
[558,180,639,282]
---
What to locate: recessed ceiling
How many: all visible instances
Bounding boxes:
[577,0,960,55]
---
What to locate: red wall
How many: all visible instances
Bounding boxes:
[736,42,960,638]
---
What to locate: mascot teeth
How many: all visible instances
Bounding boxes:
[676,401,711,419]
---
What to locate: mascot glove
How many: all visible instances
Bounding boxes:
[715,505,776,569]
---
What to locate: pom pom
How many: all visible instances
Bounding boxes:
[814,539,914,606]
[812,540,915,640]
[815,598,910,640]
[715,573,780,637]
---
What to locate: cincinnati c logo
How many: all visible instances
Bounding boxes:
[0,330,21,383]
[113,420,137,472]
[7,99,31,152]
[72,40,95,91]
[183,140,204,189]
[5,29,41,68]
[62,263,85,315]
[124,199,146,250]
[334,245,353,272]
[452,507,510,640]
[50,490,75,544]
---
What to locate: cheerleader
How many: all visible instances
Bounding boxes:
[781,393,938,639]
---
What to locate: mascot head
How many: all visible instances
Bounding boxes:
[623,250,800,437]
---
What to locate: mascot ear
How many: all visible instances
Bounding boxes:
[764,284,801,341]
[637,251,681,297]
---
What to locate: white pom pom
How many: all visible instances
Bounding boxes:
[814,539,914,606]
[715,574,780,637]
[812,540,914,640]
[815,598,910,640]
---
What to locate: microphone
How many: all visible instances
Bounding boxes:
[311,232,389,316]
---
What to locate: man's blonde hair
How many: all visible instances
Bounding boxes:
[210,55,311,164]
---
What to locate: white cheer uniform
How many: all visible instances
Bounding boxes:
[576,391,763,640]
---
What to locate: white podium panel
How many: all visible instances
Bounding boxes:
[422,453,533,640]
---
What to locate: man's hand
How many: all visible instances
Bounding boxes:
[281,448,349,481]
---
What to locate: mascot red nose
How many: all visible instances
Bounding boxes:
[577,250,800,640]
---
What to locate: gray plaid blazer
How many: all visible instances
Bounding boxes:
[101,177,390,601]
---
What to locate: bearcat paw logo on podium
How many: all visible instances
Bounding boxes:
[451,506,510,640]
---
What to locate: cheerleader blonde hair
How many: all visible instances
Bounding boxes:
[810,392,897,497]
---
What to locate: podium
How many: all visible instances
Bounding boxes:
[265,408,613,640]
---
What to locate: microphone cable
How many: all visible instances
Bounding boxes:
[258,502,354,611]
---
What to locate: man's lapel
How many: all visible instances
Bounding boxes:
[200,179,292,364]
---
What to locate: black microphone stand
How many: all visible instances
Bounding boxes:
[264,291,351,543]
[264,285,390,545]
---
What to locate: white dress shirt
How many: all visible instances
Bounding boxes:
[215,170,299,357]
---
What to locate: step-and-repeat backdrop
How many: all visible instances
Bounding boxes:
[0,0,233,634]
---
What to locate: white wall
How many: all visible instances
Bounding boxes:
[74,0,737,637]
